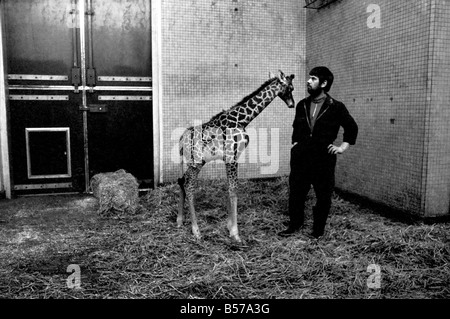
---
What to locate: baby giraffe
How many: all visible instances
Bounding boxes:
[177,71,295,242]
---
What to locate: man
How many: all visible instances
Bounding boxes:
[279,66,358,239]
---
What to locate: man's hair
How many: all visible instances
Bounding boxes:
[309,66,334,92]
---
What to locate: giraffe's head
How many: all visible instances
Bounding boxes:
[270,70,295,108]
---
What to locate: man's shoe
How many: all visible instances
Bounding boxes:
[282,220,304,227]
[278,226,301,237]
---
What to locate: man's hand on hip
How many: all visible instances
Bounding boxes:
[328,142,349,155]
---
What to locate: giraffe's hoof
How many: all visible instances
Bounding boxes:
[230,235,242,243]
[193,229,202,240]
[229,238,248,251]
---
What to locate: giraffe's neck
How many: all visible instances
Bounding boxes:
[234,80,282,127]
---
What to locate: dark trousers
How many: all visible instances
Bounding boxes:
[288,144,336,235]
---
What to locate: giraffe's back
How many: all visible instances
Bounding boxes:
[179,120,248,165]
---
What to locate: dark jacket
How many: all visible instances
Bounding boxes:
[292,94,358,155]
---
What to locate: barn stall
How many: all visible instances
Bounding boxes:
[0,0,449,301]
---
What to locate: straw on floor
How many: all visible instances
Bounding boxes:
[0,177,448,298]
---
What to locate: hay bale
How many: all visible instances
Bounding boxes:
[90,169,140,216]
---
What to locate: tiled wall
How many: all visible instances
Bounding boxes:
[424,0,450,216]
[161,0,306,182]
[306,0,449,216]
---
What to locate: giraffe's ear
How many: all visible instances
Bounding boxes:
[269,71,276,79]
[278,70,286,81]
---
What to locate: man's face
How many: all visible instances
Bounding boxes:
[307,75,324,95]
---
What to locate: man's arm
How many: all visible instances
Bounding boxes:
[291,101,304,146]
[328,102,358,155]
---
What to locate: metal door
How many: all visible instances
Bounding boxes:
[4,0,153,194]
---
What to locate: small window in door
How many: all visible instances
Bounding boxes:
[25,128,72,179]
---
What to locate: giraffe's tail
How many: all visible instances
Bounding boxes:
[179,132,186,176]
[178,133,186,197]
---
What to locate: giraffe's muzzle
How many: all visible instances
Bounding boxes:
[287,99,295,108]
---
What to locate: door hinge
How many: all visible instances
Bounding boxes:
[71,67,81,93]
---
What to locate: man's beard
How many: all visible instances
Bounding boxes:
[307,85,321,97]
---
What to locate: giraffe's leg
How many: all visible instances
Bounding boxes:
[226,192,232,232]
[184,164,203,239]
[177,176,186,227]
[225,162,241,243]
